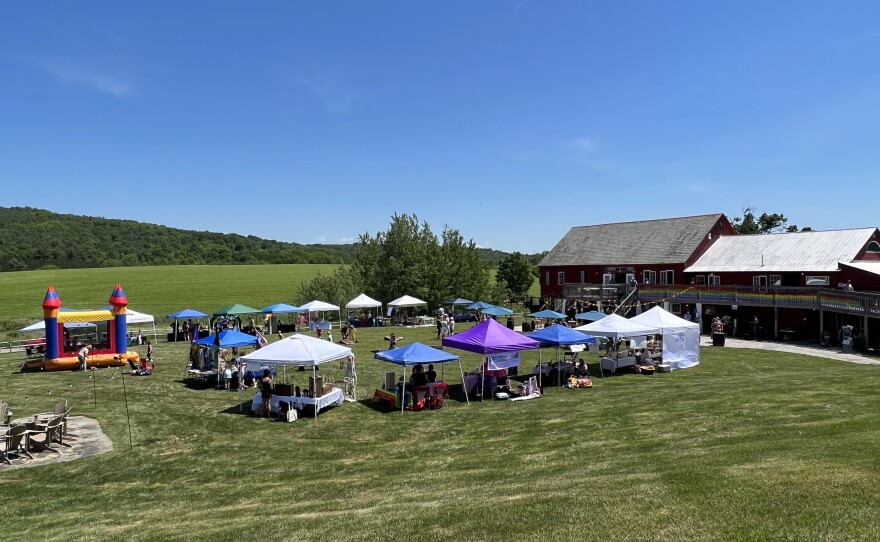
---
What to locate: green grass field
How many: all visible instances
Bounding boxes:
[4,265,880,540]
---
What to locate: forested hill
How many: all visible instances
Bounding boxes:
[0,207,544,272]
[0,207,354,271]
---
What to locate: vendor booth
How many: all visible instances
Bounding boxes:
[374,342,467,414]
[240,334,352,419]
[261,303,302,334]
[526,324,595,387]
[167,309,207,342]
[630,306,700,370]
[575,314,659,377]
[443,318,539,401]
[387,295,429,325]
[345,293,383,327]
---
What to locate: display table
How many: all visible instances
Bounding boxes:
[251,387,344,416]
[600,356,637,375]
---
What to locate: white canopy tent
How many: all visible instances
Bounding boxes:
[386,295,427,322]
[299,300,341,331]
[387,295,427,308]
[573,313,658,339]
[630,306,700,370]
[346,293,382,310]
[241,334,352,419]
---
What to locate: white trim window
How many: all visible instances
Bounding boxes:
[545,271,550,286]
[557,271,565,286]
[603,273,614,285]
[769,274,781,286]
[580,270,585,283]
[752,276,768,287]
[660,270,674,285]
[643,270,656,285]
[694,275,706,285]
[805,275,829,286]
[708,274,720,286]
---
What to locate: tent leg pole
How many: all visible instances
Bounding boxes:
[313,366,318,420]
[401,367,407,415]
[459,362,469,405]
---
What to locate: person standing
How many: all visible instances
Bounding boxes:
[752,315,760,340]
[78,344,92,371]
[260,369,274,418]
[845,280,854,292]
[146,340,153,363]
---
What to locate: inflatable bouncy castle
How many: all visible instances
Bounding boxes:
[24,285,140,371]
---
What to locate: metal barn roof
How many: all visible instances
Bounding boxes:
[685,228,877,273]
[539,214,725,267]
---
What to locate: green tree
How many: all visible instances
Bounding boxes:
[496,252,536,303]
[731,207,810,234]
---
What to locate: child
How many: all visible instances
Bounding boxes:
[146,340,153,364]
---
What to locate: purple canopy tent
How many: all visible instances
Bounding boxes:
[442,318,539,400]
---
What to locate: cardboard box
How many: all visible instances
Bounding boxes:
[275,383,292,396]
[309,376,324,397]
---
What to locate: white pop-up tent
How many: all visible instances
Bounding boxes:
[630,306,700,370]
[346,293,382,310]
[386,295,427,321]
[241,334,352,419]
[574,313,658,339]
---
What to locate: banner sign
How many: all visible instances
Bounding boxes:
[486,351,520,370]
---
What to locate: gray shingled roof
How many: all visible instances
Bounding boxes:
[539,214,724,267]
[685,228,877,272]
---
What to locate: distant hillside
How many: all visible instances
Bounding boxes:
[0,207,352,271]
[0,207,544,272]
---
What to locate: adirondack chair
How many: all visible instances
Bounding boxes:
[1,424,34,464]
[26,415,66,453]
[0,401,11,426]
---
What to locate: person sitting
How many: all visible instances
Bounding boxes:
[340,323,350,341]
[388,332,398,349]
[425,364,437,383]
[410,364,429,387]
[575,360,589,377]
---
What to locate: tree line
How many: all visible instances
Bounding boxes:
[296,214,538,310]
[0,207,544,274]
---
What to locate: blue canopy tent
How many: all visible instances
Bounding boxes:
[575,311,607,322]
[443,298,474,306]
[167,309,208,342]
[375,342,469,413]
[193,329,260,389]
[261,303,303,334]
[481,306,513,316]
[528,310,567,319]
[527,324,596,386]
[465,301,495,310]
[194,329,259,349]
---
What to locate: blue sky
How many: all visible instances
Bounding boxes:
[1,1,878,253]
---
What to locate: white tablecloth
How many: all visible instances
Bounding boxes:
[251,387,344,414]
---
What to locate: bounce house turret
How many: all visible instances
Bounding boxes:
[109,284,128,356]
[42,286,61,362]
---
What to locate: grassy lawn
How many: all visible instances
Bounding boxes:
[3,320,880,541]
[0,264,338,335]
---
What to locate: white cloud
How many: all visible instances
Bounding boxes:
[315,235,328,243]
[35,58,135,97]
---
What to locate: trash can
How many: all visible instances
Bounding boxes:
[506,317,515,330]
[712,333,725,347]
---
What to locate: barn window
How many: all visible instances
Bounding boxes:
[643,270,656,285]
[708,274,720,286]
[557,272,565,285]
[580,271,585,283]
[545,272,550,286]
[694,275,706,285]
[867,241,880,253]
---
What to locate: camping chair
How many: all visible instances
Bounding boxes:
[1,424,33,464]
[26,415,66,454]
[428,382,448,409]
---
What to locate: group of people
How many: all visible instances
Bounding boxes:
[406,363,438,388]
[435,311,455,340]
